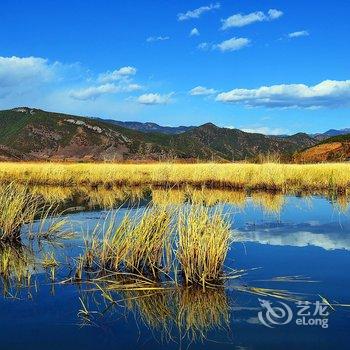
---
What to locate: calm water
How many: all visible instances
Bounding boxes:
[1,192,350,349]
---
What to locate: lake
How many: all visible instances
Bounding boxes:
[0,188,349,349]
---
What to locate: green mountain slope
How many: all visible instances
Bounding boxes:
[0,107,317,161]
[169,124,316,161]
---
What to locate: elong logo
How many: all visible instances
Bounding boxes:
[258,299,330,329]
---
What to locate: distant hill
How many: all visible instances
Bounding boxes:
[313,128,350,141]
[98,119,195,135]
[295,134,350,162]
[168,124,316,161]
[0,107,172,161]
[0,107,317,162]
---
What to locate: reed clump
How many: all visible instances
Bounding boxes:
[83,206,173,278]
[124,207,173,275]
[177,206,232,287]
[0,183,75,245]
[81,204,235,287]
[0,183,41,241]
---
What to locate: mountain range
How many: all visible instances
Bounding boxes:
[0,107,348,162]
[98,119,350,139]
[95,119,195,135]
[313,128,350,141]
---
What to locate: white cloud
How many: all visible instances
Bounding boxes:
[0,56,145,117]
[98,66,136,83]
[241,126,286,135]
[125,83,142,91]
[189,86,217,95]
[268,9,283,20]
[215,37,250,52]
[117,66,136,75]
[137,93,173,105]
[178,3,220,21]
[224,124,286,135]
[189,28,200,37]
[146,36,170,43]
[0,56,61,97]
[288,30,309,38]
[70,83,141,101]
[216,79,350,108]
[70,65,141,100]
[197,42,210,51]
[198,37,250,52]
[221,9,283,29]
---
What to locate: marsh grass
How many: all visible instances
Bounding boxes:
[124,207,173,276]
[234,285,304,302]
[82,206,174,278]
[0,183,41,241]
[80,204,234,288]
[28,205,74,243]
[0,183,73,243]
[42,252,59,281]
[1,162,350,192]
[177,206,232,287]
[79,204,235,288]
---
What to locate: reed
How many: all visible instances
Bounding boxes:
[81,204,234,286]
[176,206,232,287]
[0,183,75,244]
[42,252,59,281]
[125,207,173,275]
[0,183,41,241]
[1,162,350,192]
[83,206,173,277]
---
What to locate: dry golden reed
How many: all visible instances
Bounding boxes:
[83,206,173,277]
[1,162,350,191]
[177,206,232,287]
[0,183,41,241]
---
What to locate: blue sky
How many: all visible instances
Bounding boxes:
[0,0,349,134]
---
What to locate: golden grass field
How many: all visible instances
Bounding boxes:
[1,162,350,191]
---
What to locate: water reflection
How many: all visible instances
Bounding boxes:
[79,286,231,344]
[237,221,350,250]
[0,243,34,296]
[25,184,350,215]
